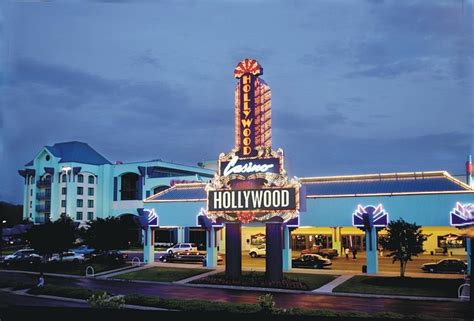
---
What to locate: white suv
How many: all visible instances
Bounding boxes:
[166,243,197,254]
[249,244,266,258]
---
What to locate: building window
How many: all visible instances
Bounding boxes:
[29,201,32,208]
[88,176,95,184]
[61,200,66,208]
[76,212,83,220]
[62,187,67,195]
[30,189,33,196]
[120,173,139,200]
[77,187,83,195]
[88,200,94,208]
[87,212,94,221]
[153,185,170,195]
[88,187,94,196]
[77,199,83,208]
[77,174,84,183]
[61,174,67,183]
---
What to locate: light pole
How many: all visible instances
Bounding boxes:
[61,167,72,220]
[0,220,6,260]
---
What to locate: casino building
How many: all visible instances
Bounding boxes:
[19,59,474,276]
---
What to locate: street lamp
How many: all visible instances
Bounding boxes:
[0,220,6,260]
[61,167,72,220]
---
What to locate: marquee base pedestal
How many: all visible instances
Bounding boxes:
[206,227,218,268]
[266,222,283,281]
[282,225,292,272]
[225,222,242,279]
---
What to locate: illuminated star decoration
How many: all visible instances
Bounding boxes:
[234,58,263,79]
[352,204,389,229]
[450,202,474,227]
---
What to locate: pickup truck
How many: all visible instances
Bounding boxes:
[301,248,339,259]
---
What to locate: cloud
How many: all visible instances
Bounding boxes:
[345,58,431,79]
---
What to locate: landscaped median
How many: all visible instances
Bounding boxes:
[0,278,467,320]
[191,271,338,291]
[333,276,465,298]
[113,267,209,282]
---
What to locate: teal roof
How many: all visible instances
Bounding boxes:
[25,141,111,166]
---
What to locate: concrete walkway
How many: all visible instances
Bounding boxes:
[312,274,354,293]
[174,269,222,284]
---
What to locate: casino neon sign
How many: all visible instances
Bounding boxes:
[204,59,304,223]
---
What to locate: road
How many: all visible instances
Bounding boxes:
[124,250,465,275]
[0,271,471,319]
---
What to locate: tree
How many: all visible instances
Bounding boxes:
[83,217,130,251]
[26,215,76,260]
[379,218,430,277]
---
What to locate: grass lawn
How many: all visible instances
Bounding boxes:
[333,276,465,298]
[114,267,209,282]
[192,271,338,291]
[2,262,130,276]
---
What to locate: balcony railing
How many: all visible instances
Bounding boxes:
[35,204,51,212]
[34,215,50,224]
[36,179,52,188]
[36,191,51,201]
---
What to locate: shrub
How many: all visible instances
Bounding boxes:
[88,292,125,309]
[257,293,275,313]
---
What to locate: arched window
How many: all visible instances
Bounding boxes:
[153,185,170,195]
[121,173,139,200]
[61,174,67,183]
[77,174,84,183]
[88,175,95,184]
[29,176,34,184]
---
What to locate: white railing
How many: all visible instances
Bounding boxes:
[132,257,141,267]
[86,265,95,277]
[458,283,470,300]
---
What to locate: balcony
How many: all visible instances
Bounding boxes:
[34,215,50,224]
[37,179,52,188]
[36,191,51,201]
[35,204,51,212]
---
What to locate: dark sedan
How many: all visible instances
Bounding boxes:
[421,259,467,273]
[90,250,128,264]
[292,254,332,269]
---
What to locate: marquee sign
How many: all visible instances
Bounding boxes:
[204,59,304,224]
[137,208,159,229]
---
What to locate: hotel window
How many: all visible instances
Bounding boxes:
[88,200,94,208]
[77,199,83,208]
[29,201,32,208]
[120,173,139,200]
[88,176,95,184]
[61,200,66,208]
[62,187,67,195]
[77,174,84,183]
[88,187,94,196]
[30,189,33,196]
[61,174,67,183]
[87,212,94,221]
[77,186,83,195]
[76,212,83,220]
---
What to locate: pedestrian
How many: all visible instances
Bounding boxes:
[352,248,357,260]
[37,272,45,288]
[344,247,350,260]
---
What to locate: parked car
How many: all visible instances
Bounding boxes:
[90,250,128,264]
[166,243,197,254]
[160,251,205,263]
[301,248,339,259]
[292,254,332,269]
[71,245,95,256]
[49,251,86,263]
[3,249,41,266]
[249,244,266,258]
[421,259,467,273]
